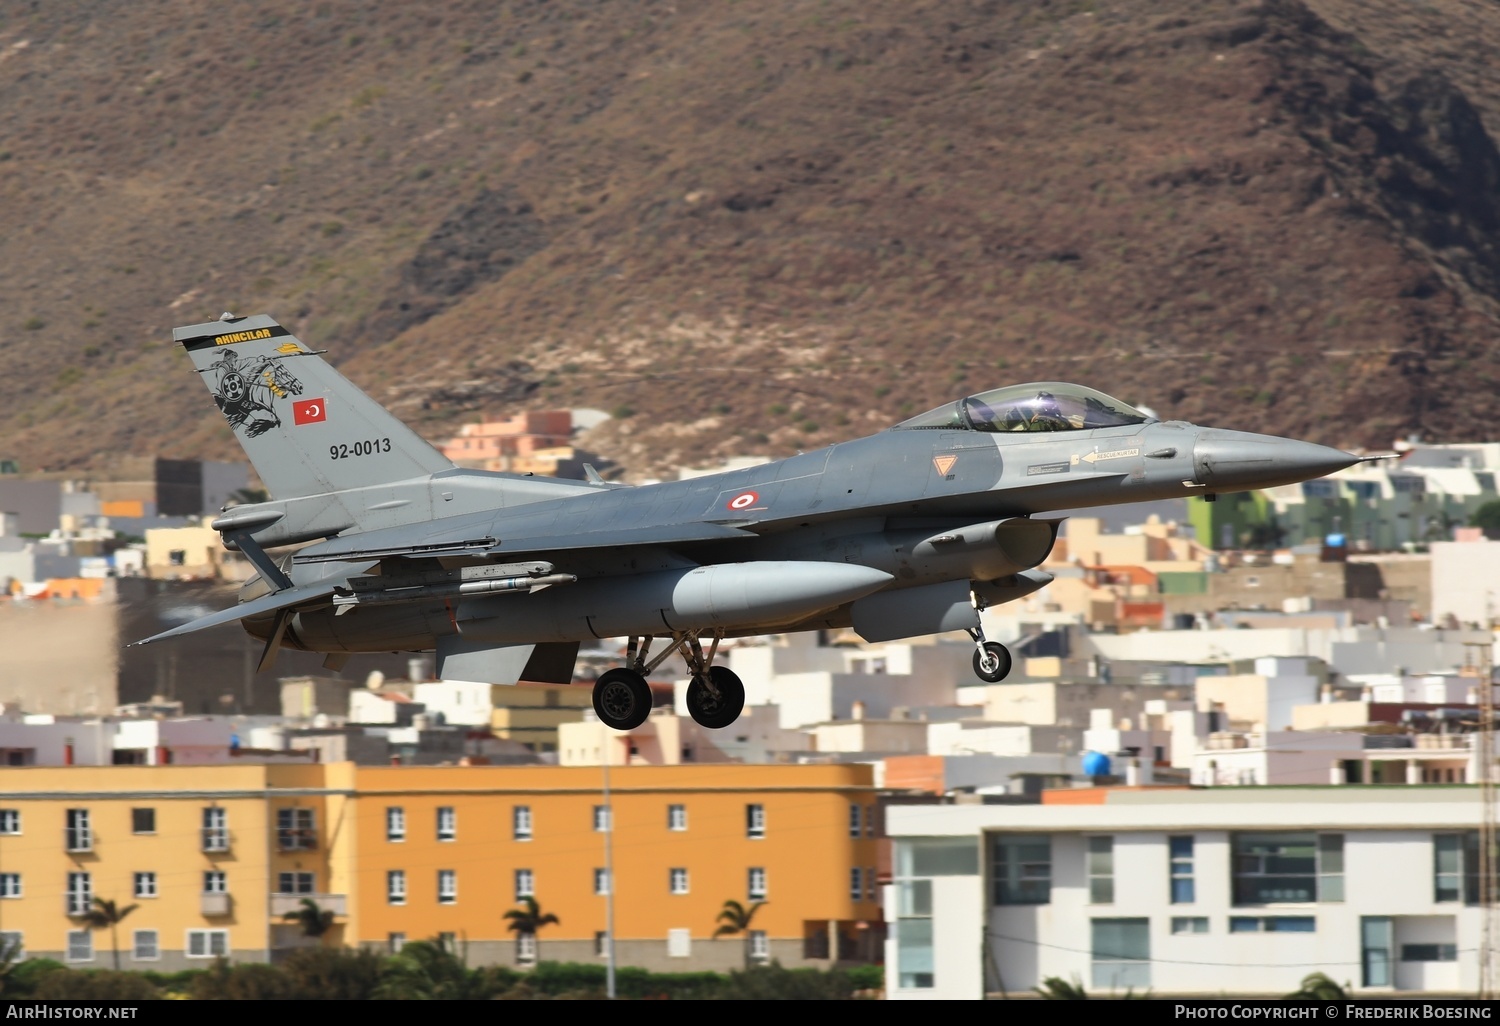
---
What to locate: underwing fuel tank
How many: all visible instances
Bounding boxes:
[456,561,895,643]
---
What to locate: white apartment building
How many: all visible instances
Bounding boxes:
[885,787,1483,999]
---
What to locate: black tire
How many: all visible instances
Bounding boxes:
[593,668,653,730]
[973,642,1012,683]
[685,665,746,729]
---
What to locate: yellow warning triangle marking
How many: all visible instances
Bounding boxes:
[933,455,957,476]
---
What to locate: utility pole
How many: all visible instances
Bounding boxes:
[603,734,617,1000]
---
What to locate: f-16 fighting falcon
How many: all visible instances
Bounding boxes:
[136,314,1375,732]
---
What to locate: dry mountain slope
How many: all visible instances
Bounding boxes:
[0,0,1498,479]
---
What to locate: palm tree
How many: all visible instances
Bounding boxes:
[502,896,559,964]
[84,897,139,971]
[1037,975,1089,999]
[282,897,336,943]
[713,898,766,968]
[1285,972,1348,1000]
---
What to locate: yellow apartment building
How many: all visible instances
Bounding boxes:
[0,762,881,972]
[487,687,593,752]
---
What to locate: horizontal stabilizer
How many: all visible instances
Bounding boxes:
[130,582,339,646]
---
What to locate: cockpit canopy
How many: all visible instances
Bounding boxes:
[895,382,1152,433]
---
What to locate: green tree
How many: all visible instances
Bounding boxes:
[1037,975,1089,999]
[503,896,560,962]
[282,897,337,942]
[713,899,766,968]
[83,897,139,972]
[375,939,513,1000]
[1472,501,1500,540]
[1285,971,1348,1000]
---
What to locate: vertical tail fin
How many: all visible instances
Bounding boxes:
[175,314,453,500]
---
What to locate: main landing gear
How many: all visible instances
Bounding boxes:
[590,631,746,732]
[967,590,1012,684]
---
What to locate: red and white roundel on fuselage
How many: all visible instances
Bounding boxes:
[726,490,759,511]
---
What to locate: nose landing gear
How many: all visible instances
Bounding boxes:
[967,589,1012,683]
[589,630,746,732]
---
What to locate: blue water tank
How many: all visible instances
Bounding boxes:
[1325,533,1346,548]
[1081,751,1111,776]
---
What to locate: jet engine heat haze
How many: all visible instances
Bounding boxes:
[136,314,1363,732]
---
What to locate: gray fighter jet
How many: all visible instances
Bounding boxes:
[137,314,1366,731]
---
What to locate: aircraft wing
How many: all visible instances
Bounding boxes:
[293,513,757,565]
[130,581,340,646]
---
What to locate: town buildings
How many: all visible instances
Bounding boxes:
[0,763,880,972]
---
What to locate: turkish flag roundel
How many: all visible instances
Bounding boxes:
[293,398,327,425]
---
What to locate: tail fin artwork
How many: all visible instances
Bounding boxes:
[176,314,452,499]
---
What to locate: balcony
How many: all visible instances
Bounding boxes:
[202,829,231,853]
[276,829,317,852]
[200,892,233,917]
[269,892,346,917]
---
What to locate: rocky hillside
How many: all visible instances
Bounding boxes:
[2,0,1499,480]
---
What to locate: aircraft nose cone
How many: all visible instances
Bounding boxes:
[1193,429,1359,491]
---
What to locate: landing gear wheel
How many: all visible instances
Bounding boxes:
[686,665,745,729]
[593,668,653,731]
[973,642,1012,683]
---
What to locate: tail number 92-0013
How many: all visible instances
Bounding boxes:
[331,438,392,460]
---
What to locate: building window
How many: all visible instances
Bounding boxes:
[748,867,767,901]
[131,808,155,834]
[514,805,532,841]
[202,807,228,852]
[1361,916,1393,987]
[203,871,226,894]
[0,874,19,899]
[849,804,862,839]
[749,930,770,963]
[0,810,17,834]
[1229,916,1316,933]
[388,933,406,954]
[1231,832,1343,905]
[864,805,875,838]
[1091,919,1150,990]
[516,869,534,900]
[668,804,687,831]
[1435,832,1484,904]
[387,870,406,905]
[850,867,863,900]
[277,872,315,895]
[1087,836,1114,904]
[133,872,158,899]
[866,866,877,901]
[1171,917,1209,934]
[66,872,92,916]
[65,809,91,852]
[668,928,691,958]
[991,836,1052,905]
[276,808,315,850]
[670,868,689,895]
[594,931,608,957]
[438,870,457,905]
[66,930,93,963]
[746,804,766,839]
[386,807,406,842]
[1169,836,1195,904]
[437,806,456,842]
[594,869,611,896]
[0,932,22,962]
[132,930,159,962]
[895,879,933,989]
[517,932,537,964]
[593,805,611,833]
[186,929,229,959]
[1401,944,1458,963]
[169,549,186,566]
